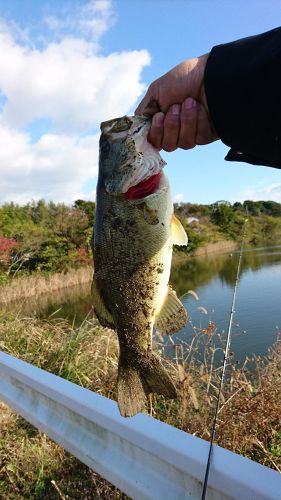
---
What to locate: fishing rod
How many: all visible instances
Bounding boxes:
[201,214,248,499]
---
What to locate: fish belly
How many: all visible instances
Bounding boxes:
[94,181,173,334]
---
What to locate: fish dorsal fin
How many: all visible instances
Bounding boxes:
[171,214,188,246]
[154,286,188,335]
[91,276,115,330]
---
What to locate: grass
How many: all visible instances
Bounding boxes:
[0,267,92,305]
[1,404,127,499]
[0,313,281,498]
[0,314,125,499]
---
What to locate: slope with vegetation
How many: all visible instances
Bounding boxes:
[174,199,281,255]
[1,199,281,286]
[0,199,95,285]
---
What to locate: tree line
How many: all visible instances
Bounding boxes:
[0,199,95,282]
[1,198,281,282]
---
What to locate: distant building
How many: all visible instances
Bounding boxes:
[186,216,199,224]
[212,200,231,207]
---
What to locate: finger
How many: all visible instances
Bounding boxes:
[135,97,161,117]
[178,98,197,149]
[196,102,218,145]
[148,112,165,149]
[162,104,181,152]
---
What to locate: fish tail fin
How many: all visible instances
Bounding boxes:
[117,365,147,418]
[117,351,177,417]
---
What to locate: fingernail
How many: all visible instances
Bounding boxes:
[172,104,180,115]
[184,98,195,110]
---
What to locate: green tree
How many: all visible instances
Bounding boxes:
[73,199,95,224]
[211,203,234,229]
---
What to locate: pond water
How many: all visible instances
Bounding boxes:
[6,245,281,365]
[169,245,281,366]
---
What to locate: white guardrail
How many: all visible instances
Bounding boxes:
[1,351,281,500]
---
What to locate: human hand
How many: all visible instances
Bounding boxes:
[135,54,219,152]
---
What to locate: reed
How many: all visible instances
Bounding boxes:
[0,267,92,305]
[153,328,281,472]
[0,313,280,498]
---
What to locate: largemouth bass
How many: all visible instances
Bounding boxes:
[92,115,188,417]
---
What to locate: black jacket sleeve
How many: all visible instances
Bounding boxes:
[204,27,281,168]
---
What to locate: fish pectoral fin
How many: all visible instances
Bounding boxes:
[154,286,188,335]
[91,276,115,329]
[171,214,188,246]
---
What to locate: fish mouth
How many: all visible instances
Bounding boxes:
[125,172,162,200]
[121,117,166,194]
[102,115,166,196]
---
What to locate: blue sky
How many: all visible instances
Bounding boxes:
[0,0,280,205]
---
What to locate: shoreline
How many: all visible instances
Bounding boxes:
[0,266,93,305]
[172,239,238,264]
[192,239,238,257]
[0,240,237,304]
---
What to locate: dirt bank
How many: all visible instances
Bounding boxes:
[172,239,238,264]
[192,239,238,257]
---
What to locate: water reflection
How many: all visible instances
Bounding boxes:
[171,245,281,295]
[3,245,281,363]
[169,245,281,364]
[3,282,93,326]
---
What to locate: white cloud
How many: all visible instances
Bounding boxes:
[0,31,150,132]
[44,0,116,45]
[79,0,116,40]
[0,124,99,204]
[173,193,185,203]
[0,0,150,204]
[238,182,281,203]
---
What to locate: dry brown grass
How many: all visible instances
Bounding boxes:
[0,314,125,499]
[1,403,128,499]
[217,347,281,470]
[152,329,281,472]
[0,313,280,498]
[0,267,92,305]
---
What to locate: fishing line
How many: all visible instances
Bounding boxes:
[201,215,248,500]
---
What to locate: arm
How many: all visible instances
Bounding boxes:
[205,27,281,168]
[135,27,281,168]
